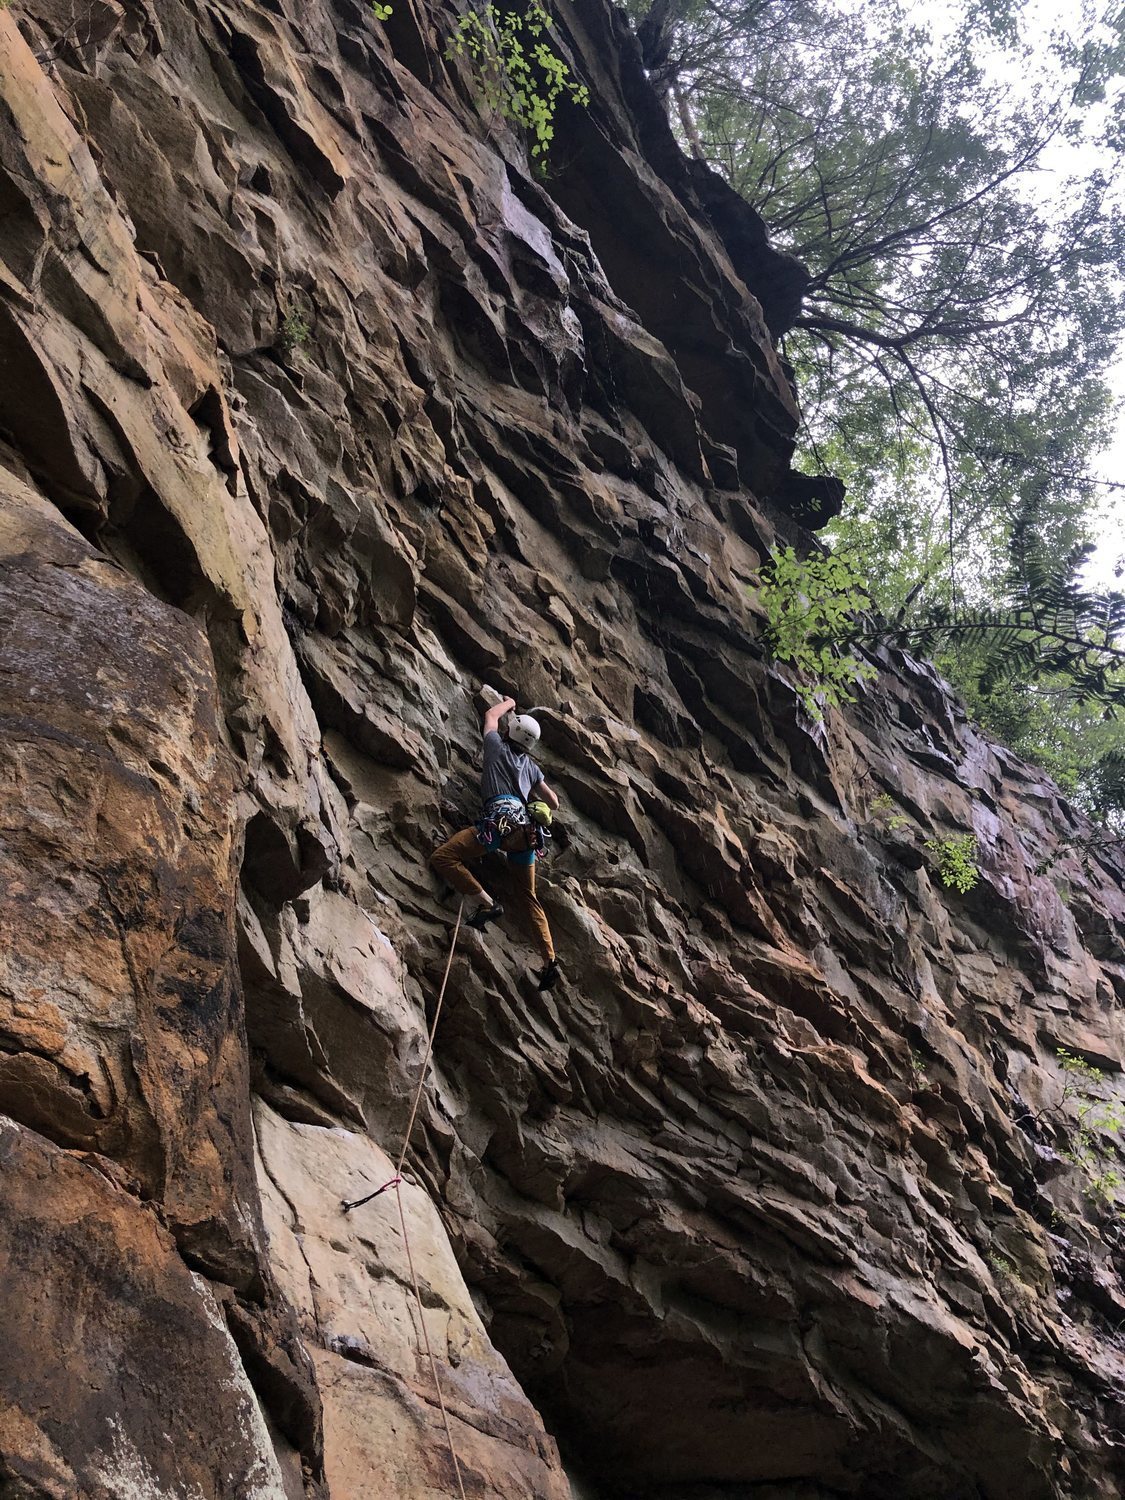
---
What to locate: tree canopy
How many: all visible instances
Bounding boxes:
[627,0,1125,819]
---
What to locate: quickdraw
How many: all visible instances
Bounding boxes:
[474,807,518,851]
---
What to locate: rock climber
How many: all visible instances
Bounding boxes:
[430,691,561,990]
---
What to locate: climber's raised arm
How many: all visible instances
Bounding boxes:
[482,696,516,737]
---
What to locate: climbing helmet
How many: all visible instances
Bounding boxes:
[506,713,541,751]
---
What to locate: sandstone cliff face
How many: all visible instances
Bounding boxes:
[1,2,1124,1497]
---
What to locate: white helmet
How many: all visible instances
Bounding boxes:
[505,712,541,752]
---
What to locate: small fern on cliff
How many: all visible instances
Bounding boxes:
[446,2,589,164]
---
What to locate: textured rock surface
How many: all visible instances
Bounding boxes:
[0,474,246,1254]
[256,1100,569,1498]
[0,1118,290,1500]
[1,1,1125,1497]
[0,473,321,1494]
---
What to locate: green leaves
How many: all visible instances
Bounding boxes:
[630,0,1125,662]
[923,834,980,892]
[446,2,589,163]
[277,310,311,356]
[871,794,913,833]
[871,538,1125,717]
[630,0,1125,816]
[755,545,878,719]
[833,509,1125,819]
[757,530,1125,820]
[1054,1047,1125,1207]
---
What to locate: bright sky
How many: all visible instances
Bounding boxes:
[908,0,1125,589]
[1089,371,1125,587]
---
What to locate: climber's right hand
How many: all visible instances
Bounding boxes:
[482,694,516,734]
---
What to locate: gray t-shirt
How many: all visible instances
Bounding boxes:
[481,730,542,802]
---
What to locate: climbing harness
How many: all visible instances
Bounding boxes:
[474,794,525,851]
[474,793,551,859]
[341,899,468,1500]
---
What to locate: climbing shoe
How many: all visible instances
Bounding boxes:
[537,958,560,991]
[466,901,504,931]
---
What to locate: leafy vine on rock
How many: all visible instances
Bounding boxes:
[446,1,590,164]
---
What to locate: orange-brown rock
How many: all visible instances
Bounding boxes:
[0,473,253,1264]
[0,1119,293,1499]
[256,1099,570,1498]
[0,475,322,1493]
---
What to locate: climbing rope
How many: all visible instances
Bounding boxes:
[342,898,467,1500]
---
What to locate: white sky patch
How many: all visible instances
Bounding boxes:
[1087,346,1125,585]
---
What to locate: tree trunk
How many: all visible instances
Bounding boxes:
[673,82,705,160]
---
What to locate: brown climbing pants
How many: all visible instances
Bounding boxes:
[430,826,555,963]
